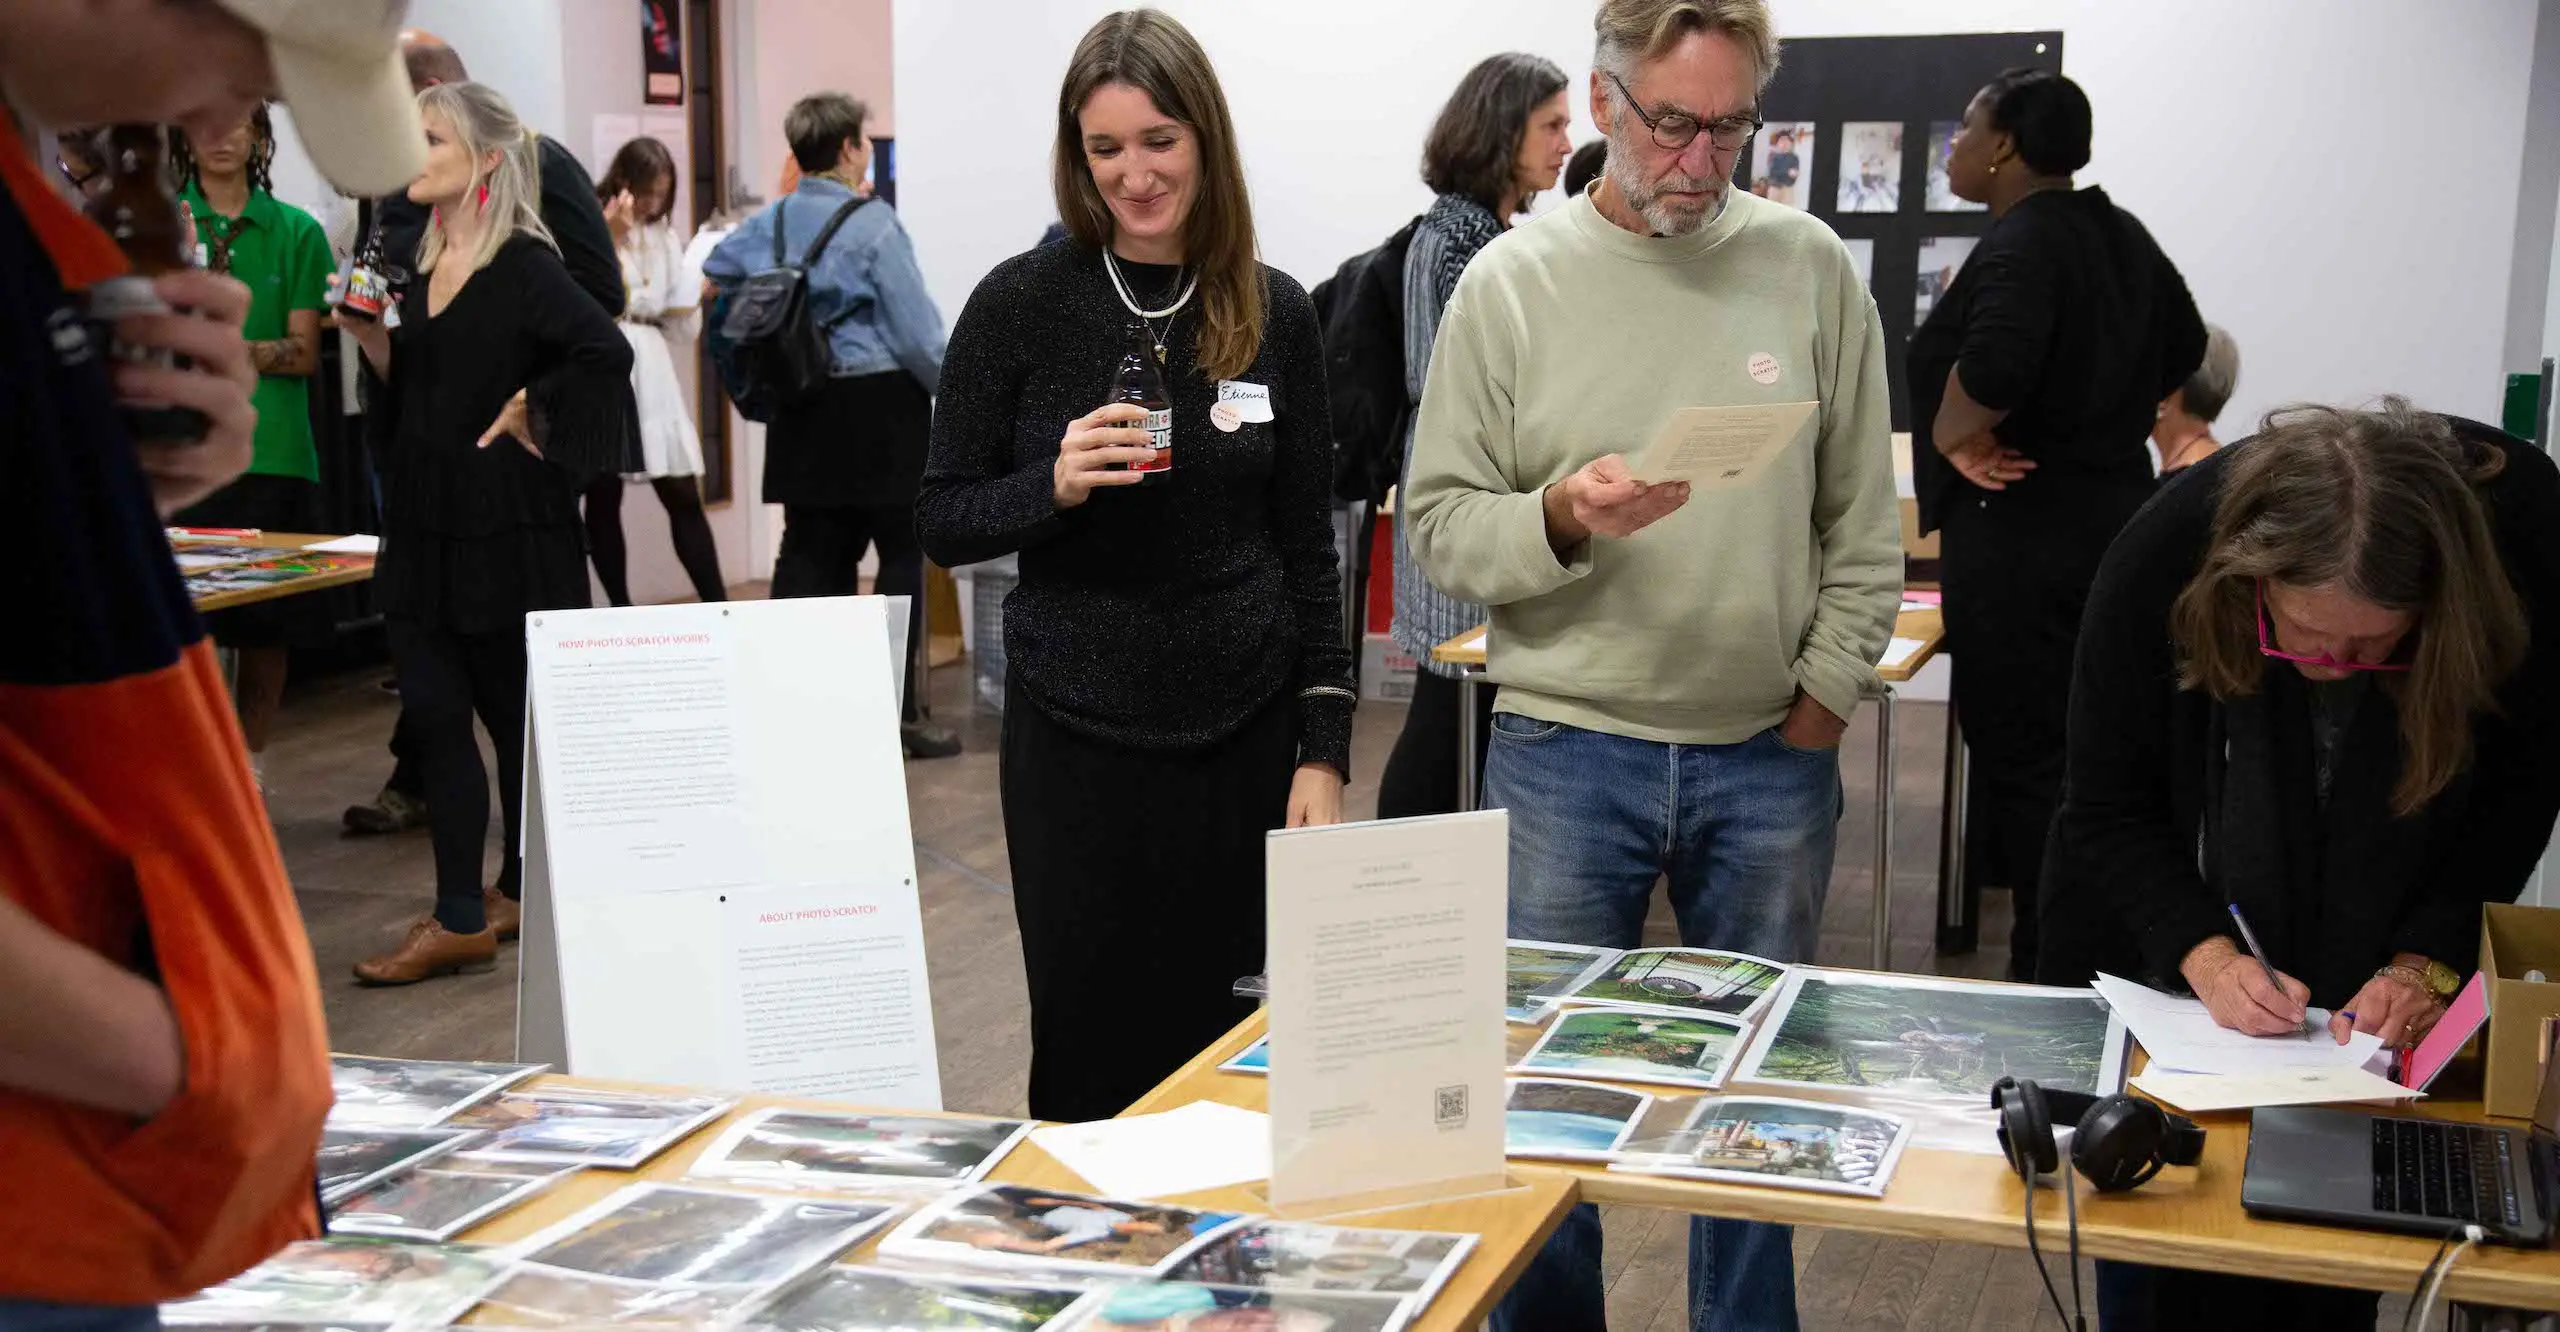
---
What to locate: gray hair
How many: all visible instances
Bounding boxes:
[2181,323,2241,423]
[1593,0,1780,88]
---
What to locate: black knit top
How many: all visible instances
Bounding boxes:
[917,240,1354,773]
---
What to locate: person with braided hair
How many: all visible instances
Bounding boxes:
[168,103,338,772]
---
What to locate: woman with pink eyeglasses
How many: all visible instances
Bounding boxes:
[2043,398,2560,1325]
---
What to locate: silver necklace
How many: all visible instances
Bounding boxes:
[1104,249,1195,364]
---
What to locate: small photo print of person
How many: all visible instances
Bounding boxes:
[1748,122,1817,209]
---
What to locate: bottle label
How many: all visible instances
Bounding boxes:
[1135,407,1172,472]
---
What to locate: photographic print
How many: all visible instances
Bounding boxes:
[160,1238,503,1328]
[1914,236,1978,324]
[1073,1284,1411,1332]
[1747,122,1817,210]
[1844,238,1875,290]
[692,1108,1033,1186]
[742,1266,1088,1331]
[327,1053,546,1128]
[1735,969,2127,1101]
[477,1266,753,1328]
[1926,121,1986,212]
[1219,1037,1269,1075]
[168,542,292,572]
[1504,940,1617,1023]
[1513,1006,1745,1090]
[314,1125,477,1204]
[1632,1097,1912,1198]
[879,1184,1245,1279]
[328,1156,581,1242]
[1165,1222,1474,1299]
[513,1183,897,1289]
[1504,1078,1653,1160]
[1836,122,1904,213]
[442,1086,733,1167]
[1559,947,1784,1020]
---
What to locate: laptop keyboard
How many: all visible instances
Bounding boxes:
[2372,1119,2521,1228]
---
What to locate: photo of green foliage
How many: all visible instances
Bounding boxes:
[1742,973,2120,1099]
[1515,1007,1743,1089]
[1565,948,1784,1019]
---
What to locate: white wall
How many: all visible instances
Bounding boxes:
[402,0,569,138]
[899,0,2544,435]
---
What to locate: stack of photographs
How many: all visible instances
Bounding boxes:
[484,1182,901,1326]
[327,1053,547,1128]
[1164,1220,1475,1304]
[159,1238,504,1328]
[329,1153,582,1242]
[441,1085,734,1168]
[877,1184,1245,1281]
[1503,1078,1655,1162]
[1217,1037,1269,1075]
[741,1266,1089,1331]
[1072,1283,1417,1332]
[315,1125,479,1206]
[168,541,294,573]
[1512,1005,1747,1091]
[690,1107,1034,1188]
[1610,1097,1913,1198]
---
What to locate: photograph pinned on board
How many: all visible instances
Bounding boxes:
[326,1052,548,1128]
[1074,1283,1413,1332]
[1558,947,1785,1020]
[314,1125,479,1205]
[159,1238,505,1328]
[878,1183,1246,1279]
[1504,939,1617,1024]
[1164,1220,1476,1299]
[1503,1077,1655,1161]
[1926,121,1987,212]
[1836,121,1904,213]
[1512,1005,1746,1090]
[1734,968,2128,1102]
[690,1107,1034,1186]
[442,1085,735,1168]
[1747,121,1817,209]
[328,1155,583,1242]
[1844,238,1875,290]
[1914,236,1979,323]
[739,1265,1091,1331]
[509,1182,899,1290]
[1620,1096,1912,1198]
[1220,1036,1270,1075]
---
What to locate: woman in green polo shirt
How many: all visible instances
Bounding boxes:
[169,104,335,768]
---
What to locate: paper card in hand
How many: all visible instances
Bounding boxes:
[1633,401,1818,488]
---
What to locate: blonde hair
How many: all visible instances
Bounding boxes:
[1593,0,1780,88]
[416,81,556,277]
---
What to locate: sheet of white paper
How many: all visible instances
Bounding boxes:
[1634,401,1819,487]
[1266,812,1509,1211]
[715,880,942,1107]
[1881,636,1927,669]
[302,533,381,555]
[2094,973,2385,1076]
[1029,1101,1272,1199]
[2130,1065,2418,1113]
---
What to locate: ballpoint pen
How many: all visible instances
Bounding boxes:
[2227,903,2316,1037]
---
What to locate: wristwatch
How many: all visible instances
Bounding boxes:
[2378,958,2462,1001]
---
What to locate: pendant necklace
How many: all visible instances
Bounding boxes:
[1104,248,1195,364]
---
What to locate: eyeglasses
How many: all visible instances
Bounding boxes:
[2255,579,2411,673]
[1606,71,1763,152]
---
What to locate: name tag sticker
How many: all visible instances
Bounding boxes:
[1217,379,1275,423]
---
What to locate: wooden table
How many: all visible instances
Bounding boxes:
[182,531,375,613]
[1159,1013,2560,1313]
[1434,604,1949,971]
[452,1075,1579,1331]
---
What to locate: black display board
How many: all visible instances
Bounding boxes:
[1734,32,2064,431]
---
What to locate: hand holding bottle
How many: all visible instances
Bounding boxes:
[1053,403,1159,508]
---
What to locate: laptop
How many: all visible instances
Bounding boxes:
[2241,1041,2559,1244]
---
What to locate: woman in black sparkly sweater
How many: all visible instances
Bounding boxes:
[916,8,1352,1122]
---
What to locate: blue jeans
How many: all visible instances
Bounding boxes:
[0,1300,160,1332]
[1483,714,1841,1332]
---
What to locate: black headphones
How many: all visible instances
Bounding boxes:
[1991,1076,2206,1192]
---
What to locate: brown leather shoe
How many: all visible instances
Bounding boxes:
[483,889,522,943]
[353,919,498,986]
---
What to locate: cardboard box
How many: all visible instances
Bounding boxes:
[1360,633,1417,704]
[2480,902,2560,1119]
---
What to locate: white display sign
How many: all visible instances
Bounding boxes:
[517,598,940,1110]
[1264,811,1509,1215]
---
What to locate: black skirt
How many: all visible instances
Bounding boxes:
[764,370,932,508]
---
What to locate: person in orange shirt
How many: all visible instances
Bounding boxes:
[0,2,424,1326]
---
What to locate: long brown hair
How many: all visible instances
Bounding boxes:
[2171,398,2527,815]
[1053,9,1262,382]
[597,136,679,225]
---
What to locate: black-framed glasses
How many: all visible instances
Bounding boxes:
[1606,71,1762,152]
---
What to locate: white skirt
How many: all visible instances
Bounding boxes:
[623,322,704,479]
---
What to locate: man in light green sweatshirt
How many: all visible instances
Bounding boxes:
[1405,3,1899,1328]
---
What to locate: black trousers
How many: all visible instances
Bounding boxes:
[1376,667,1497,819]
[583,474,729,607]
[771,503,923,722]
[1000,676,1295,1122]
[388,618,527,935]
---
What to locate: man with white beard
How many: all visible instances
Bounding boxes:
[1404,2,1899,1328]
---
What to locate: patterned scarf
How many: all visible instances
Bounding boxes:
[1421,192,1506,307]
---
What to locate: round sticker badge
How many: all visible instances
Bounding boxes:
[1747,352,1782,386]
[1210,401,1243,433]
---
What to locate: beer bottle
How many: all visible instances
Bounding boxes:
[1107,319,1172,484]
[85,123,208,443]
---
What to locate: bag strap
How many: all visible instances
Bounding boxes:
[797,197,872,272]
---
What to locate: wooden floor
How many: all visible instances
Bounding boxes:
[255,614,2387,1331]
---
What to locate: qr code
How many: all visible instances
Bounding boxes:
[1435,1084,1469,1127]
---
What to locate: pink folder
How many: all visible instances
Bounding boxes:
[2398,971,2490,1093]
